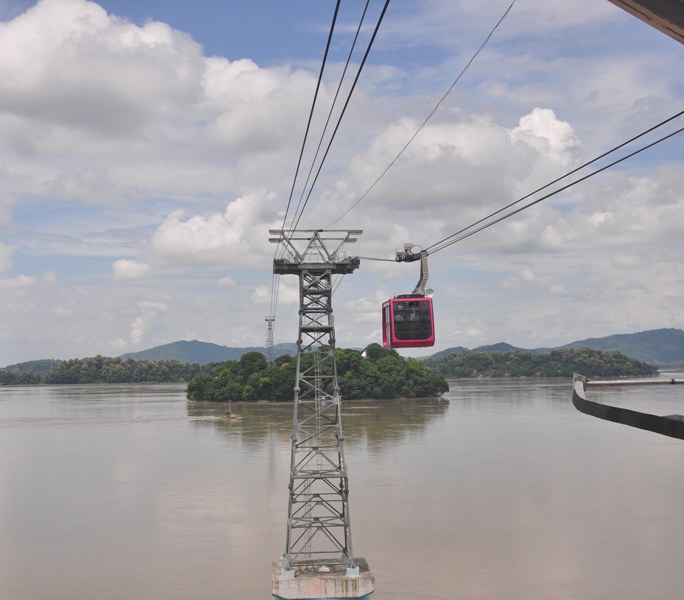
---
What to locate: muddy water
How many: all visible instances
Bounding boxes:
[1,379,682,599]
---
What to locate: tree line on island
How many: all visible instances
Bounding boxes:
[0,345,449,400]
[0,356,211,386]
[424,347,657,379]
[0,345,658,392]
[186,344,449,402]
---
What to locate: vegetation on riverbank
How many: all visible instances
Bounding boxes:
[186,344,449,402]
[0,356,210,385]
[424,347,658,378]
[1,346,658,388]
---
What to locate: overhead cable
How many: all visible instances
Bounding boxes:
[278,0,341,239]
[428,122,684,255]
[424,108,684,254]
[286,0,372,233]
[288,0,392,233]
[324,0,517,228]
[268,1,341,335]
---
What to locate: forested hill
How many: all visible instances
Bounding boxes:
[0,345,449,396]
[0,355,212,385]
[425,348,658,379]
[2,359,62,373]
[432,328,684,366]
[7,328,680,371]
[0,347,657,386]
[120,340,296,364]
[3,329,678,385]
[558,328,684,366]
[187,344,449,402]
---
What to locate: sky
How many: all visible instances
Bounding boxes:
[1,0,683,366]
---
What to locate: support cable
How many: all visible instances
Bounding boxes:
[286,0,372,234]
[278,0,341,239]
[288,0,392,233]
[324,0,517,228]
[424,108,684,254]
[352,110,684,262]
[427,123,684,255]
[268,1,341,344]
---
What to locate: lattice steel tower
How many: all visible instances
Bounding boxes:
[265,315,275,363]
[269,230,373,600]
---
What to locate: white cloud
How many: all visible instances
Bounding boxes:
[314,106,588,257]
[511,108,582,166]
[465,328,485,340]
[0,242,13,272]
[251,285,270,305]
[112,337,127,350]
[0,270,54,290]
[611,252,643,269]
[252,280,299,306]
[0,0,316,213]
[0,0,682,364]
[0,0,203,136]
[376,0,616,59]
[49,167,113,204]
[50,305,74,317]
[520,269,535,283]
[217,275,236,288]
[0,273,37,289]
[129,301,168,346]
[150,191,276,266]
[112,259,152,280]
[0,193,14,226]
[202,57,313,152]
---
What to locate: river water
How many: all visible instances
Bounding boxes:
[1,378,683,600]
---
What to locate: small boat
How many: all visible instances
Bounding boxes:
[572,373,684,440]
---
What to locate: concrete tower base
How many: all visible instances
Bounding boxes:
[272,558,374,600]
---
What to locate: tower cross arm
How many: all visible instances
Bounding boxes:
[269,229,362,275]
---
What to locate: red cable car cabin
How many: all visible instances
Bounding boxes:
[382,294,435,349]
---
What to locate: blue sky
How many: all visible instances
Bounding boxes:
[1,0,683,365]
[97,1,339,62]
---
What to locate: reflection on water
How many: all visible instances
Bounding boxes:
[1,380,683,600]
[188,397,449,450]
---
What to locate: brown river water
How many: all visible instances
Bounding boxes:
[1,377,683,599]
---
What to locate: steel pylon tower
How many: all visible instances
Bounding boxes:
[269,229,361,570]
[265,315,275,363]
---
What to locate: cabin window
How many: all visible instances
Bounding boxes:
[383,304,392,347]
[393,300,432,341]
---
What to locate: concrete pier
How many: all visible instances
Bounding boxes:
[272,558,374,600]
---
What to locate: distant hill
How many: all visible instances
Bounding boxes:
[0,358,63,383]
[120,329,684,367]
[430,328,684,366]
[6,328,684,372]
[119,340,296,364]
[558,328,684,366]
[474,342,525,353]
[2,359,62,373]
[425,347,657,379]
[429,346,468,360]
[474,342,550,355]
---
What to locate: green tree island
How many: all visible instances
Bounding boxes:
[424,347,658,378]
[186,344,450,402]
[0,356,210,385]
